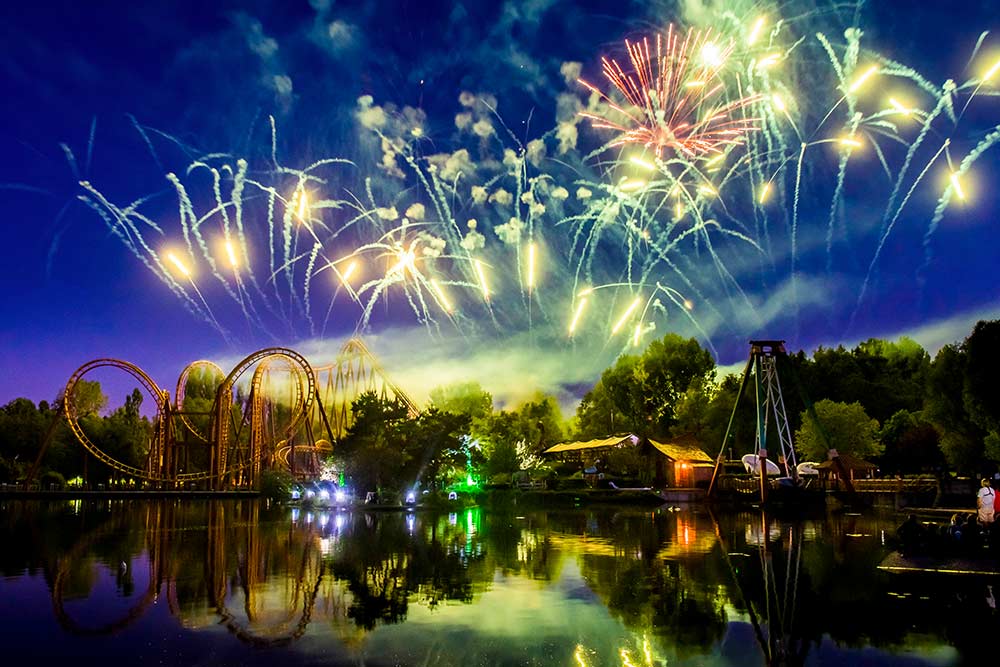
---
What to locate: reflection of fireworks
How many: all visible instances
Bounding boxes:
[579,25,762,160]
[66,5,1000,357]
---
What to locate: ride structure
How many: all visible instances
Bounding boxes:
[313,338,420,441]
[707,340,854,504]
[26,338,416,489]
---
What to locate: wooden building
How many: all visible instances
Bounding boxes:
[815,453,878,481]
[543,433,714,488]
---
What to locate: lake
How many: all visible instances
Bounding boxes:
[0,499,978,665]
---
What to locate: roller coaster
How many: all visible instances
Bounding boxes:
[50,501,328,645]
[30,338,416,489]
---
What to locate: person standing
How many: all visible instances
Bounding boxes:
[978,478,996,526]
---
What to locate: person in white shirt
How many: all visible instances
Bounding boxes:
[978,478,995,525]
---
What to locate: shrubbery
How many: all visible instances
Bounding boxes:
[259,469,295,500]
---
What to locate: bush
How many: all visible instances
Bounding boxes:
[488,472,512,486]
[259,469,295,500]
[40,470,66,489]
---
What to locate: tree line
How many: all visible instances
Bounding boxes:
[3,319,998,487]
[0,380,152,485]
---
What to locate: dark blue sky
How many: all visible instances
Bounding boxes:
[2,0,999,408]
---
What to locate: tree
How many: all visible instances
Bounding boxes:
[511,392,565,453]
[964,320,1000,461]
[178,365,220,442]
[337,391,412,493]
[408,408,471,488]
[924,343,986,472]
[62,380,108,416]
[699,374,759,458]
[879,410,943,474]
[639,334,716,433]
[0,398,48,481]
[575,379,625,439]
[464,393,565,479]
[857,337,930,421]
[101,389,153,470]
[428,382,493,421]
[515,439,547,472]
[795,399,881,462]
[475,412,522,477]
[336,393,474,492]
[576,334,715,439]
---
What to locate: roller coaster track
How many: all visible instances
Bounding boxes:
[174,359,224,442]
[212,347,315,487]
[50,339,414,487]
[63,358,181,481]
[314,338,419,440]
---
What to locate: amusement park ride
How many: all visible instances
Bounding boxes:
[707,340,855,505]
[26,338,417,489]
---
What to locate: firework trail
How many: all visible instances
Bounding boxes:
[56,3,1000,360]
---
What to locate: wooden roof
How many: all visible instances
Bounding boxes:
[648,436,713,462]
[544,433,711,462]
[815,453,878,470]
[543,434,638,454]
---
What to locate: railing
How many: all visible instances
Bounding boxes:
[714,475,939,495]
[850,478,938,493]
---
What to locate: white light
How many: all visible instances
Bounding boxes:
[747,17,765,46]
[848,65,878,94]
[629,156,656,171]
[568,297,588,336]
[951,172,966,201]
[619,179,646,192]
[612,297,641,334]
[701,42,724,68]
[474,259,490,300]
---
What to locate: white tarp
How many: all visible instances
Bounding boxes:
[741,453,782,476]
[796,461,820,476]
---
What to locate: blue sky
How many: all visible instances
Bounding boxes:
[1,0,999,409]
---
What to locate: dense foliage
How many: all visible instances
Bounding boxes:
[0,383,153,485]
[4,321,1000,487]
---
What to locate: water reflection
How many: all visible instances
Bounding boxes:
[0,501,971,665]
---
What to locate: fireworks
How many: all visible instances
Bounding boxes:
[578,25,762,161]
[57,3,1000,362]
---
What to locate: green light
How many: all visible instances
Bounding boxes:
[339,472,345,486]
[466,474,476,487]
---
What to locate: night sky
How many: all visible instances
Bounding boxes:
[2,0,999,409]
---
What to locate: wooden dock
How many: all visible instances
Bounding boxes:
[0,488,260,499]
[879,551,1000,576]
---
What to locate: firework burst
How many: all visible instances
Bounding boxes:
[579,24,762,161]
